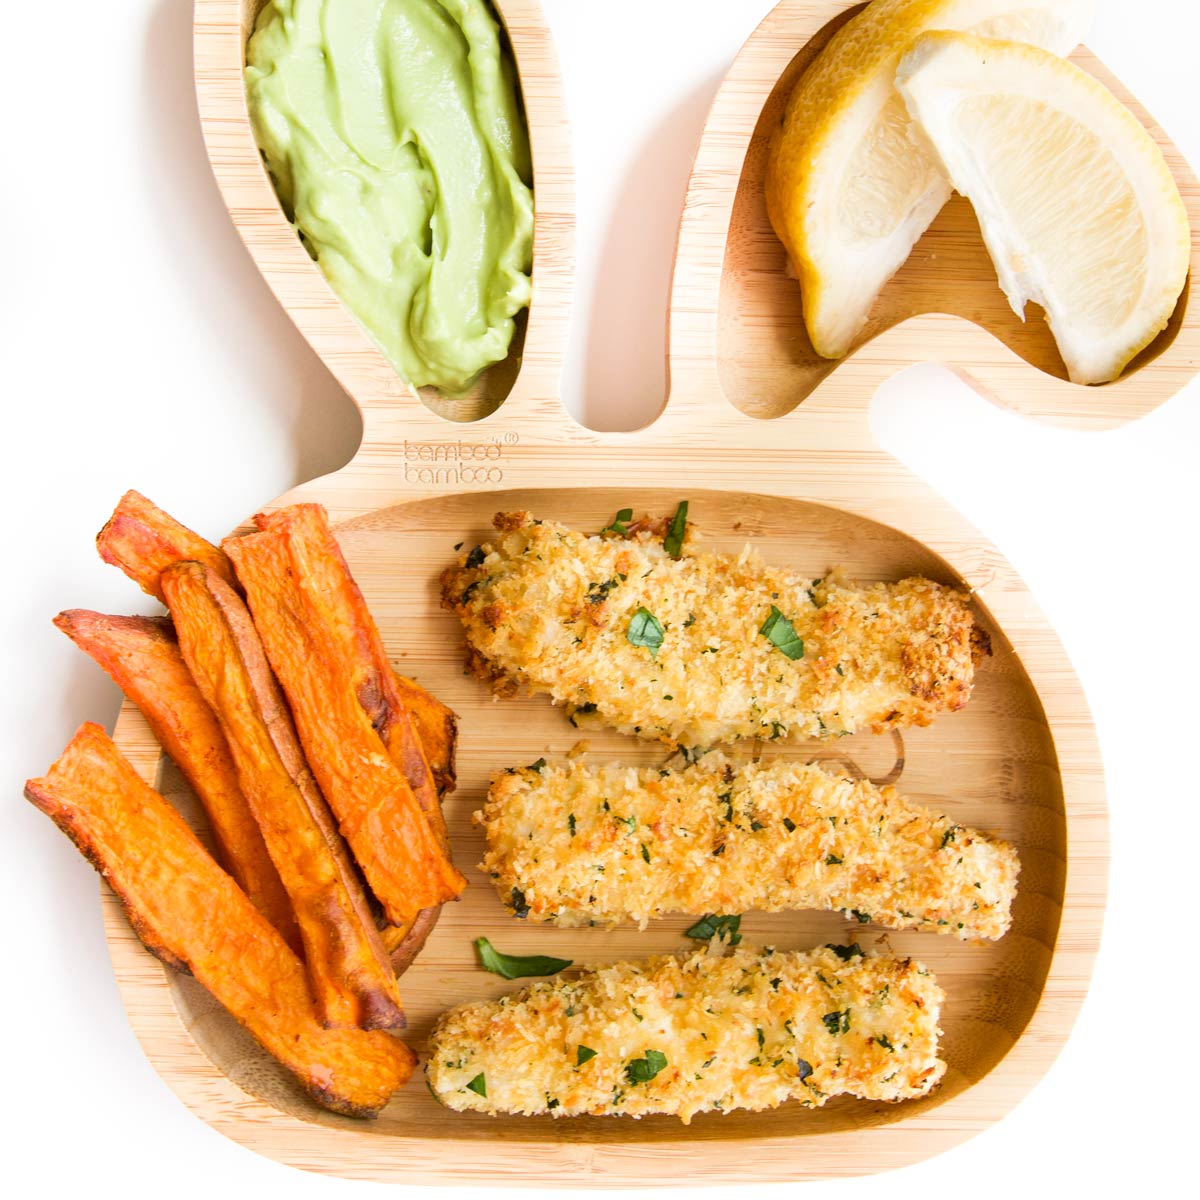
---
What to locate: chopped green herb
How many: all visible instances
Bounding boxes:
[825,854,843,865]
[640,843,651,863]
[475,937,572,980]
[627,607,665,658]
[835,663,844,676]
[940,826,958,849]
[625,1049,668,1085]
[849,909,871,924]
[568,813,576,837]
[759,606,805,660]
[750,820,766,832]
[546,1097,560,1110]
[601,508,634,535]
[466,1073,487,1097]
[464,545,486,569]
[796,1059,814,1082]
[586,574,627,604]
[826,943,863,961]
[617,814,636,832]
[527,757,547,773]
[712,844,725,857]
[577,1045,597,1066]
[757,1028,765,1051]
[783,817,796,833]
[683,613,696,628]
[822,1009,851,1035]
[875,1034,895,1052]
[684,914,742,945]
[509,888,530,918]
[663,501,689,559]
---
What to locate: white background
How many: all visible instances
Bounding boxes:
[3,1,1198,1196]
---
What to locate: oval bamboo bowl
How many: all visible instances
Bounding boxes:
[102,0,1199,1185]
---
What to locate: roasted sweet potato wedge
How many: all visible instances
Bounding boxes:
[25,724,415,1117]
[97,494,458,797]
[392,671,458,796]
[225,517,467,925]
[162,562,405,1031]
[53,609,299,952]
[97,490,239,603]
[252,505,449,839]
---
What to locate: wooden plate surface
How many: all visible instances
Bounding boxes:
[101,0,1200,1183]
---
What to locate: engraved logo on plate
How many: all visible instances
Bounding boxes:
[402,434,515,485]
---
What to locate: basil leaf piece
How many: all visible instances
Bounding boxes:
[466,1073,487,1097]
[684,913,743,945]
[826,942,863,961]
[663,501,689,559]
[577,1045,598,1066]
[625,1049,668,1085]
[759,606,805,660]
[602,508,634,535]
[821,1009,851,1035]
[475,936,572,980]
[464,545,486,569]
[627,607,665,658]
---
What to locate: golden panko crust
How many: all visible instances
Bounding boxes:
[441,512,987,748]
[479,752,1018,940]
[427,944,945,1123]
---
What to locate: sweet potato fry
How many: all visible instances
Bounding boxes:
[161,562,405,1031]
[53,609,299,952]
[25,724,415,1117]
[392,671,458,796]
[97,494,458,796]
[225,518,467,925]
[252,505,449,838]
[96,490,238,603]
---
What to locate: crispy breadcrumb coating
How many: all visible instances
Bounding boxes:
[427,944,945,1122]
[441,512,988,747]
[479,752,1018,939]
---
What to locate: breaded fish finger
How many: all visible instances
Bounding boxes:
[479,753,1018,940]
[441,512,988,747]
[428,945,945,1123]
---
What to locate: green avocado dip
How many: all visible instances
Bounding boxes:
[245,0,534,395]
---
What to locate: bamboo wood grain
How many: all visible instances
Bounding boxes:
[99,0,1199,1183]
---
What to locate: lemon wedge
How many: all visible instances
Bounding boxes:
[765,0,1095,360]
[896,31,1190,385]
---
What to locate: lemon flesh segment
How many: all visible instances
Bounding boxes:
[764,0,1096,360]
[896,32,1191,386]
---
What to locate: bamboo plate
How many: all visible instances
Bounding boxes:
[102,0,1199,1185]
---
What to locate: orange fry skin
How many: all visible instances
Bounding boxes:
[225,519,467,925]
[392,672,458,797]
[25,724,415,1117]
[96,490,238,603]
[52,609,300,953]
[253,505,449,838]
[162,563,405,1032]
